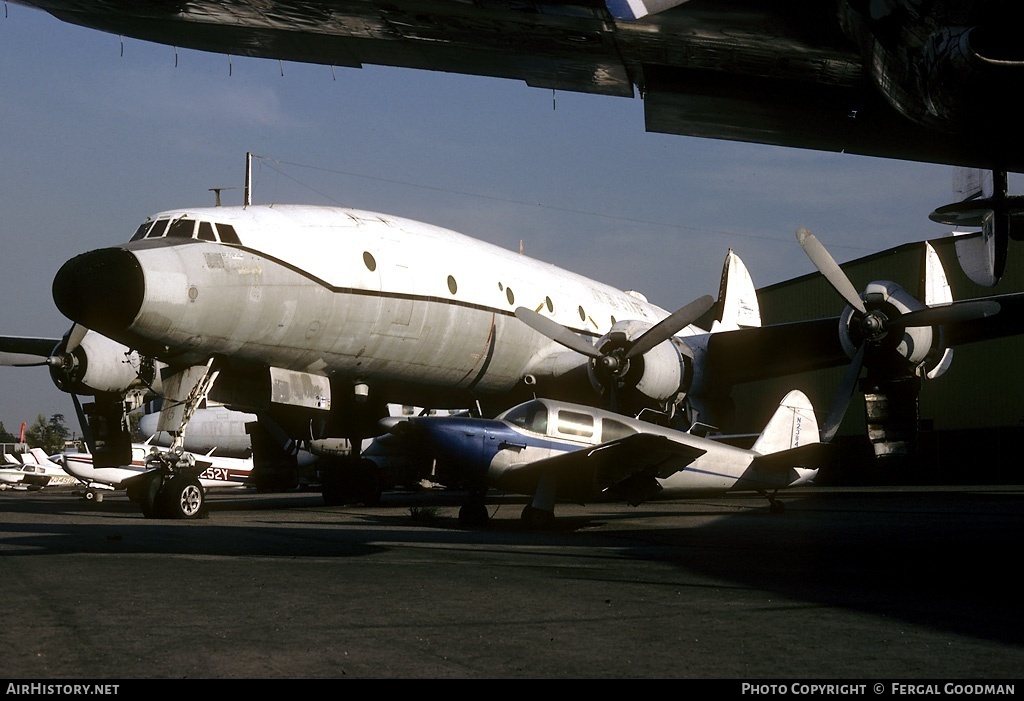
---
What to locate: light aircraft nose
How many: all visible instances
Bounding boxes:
[52,248,145,336]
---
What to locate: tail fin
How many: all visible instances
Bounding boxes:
[751,390,819,455]
[710,249,761,332]
[921,241,954,379]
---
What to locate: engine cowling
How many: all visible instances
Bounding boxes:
[587,319,690,413]
[49,330,159,397]
[837,280,947,378]
[840,4,1024,136]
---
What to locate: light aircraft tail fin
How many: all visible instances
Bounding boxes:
[710,249,761,332]
[750,390,819,455]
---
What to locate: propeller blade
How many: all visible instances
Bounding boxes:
[65,324,88,353]
[0,336,62,367]
[796,228,867,314]
[896,300,1001,329]
[514,307,601,358]
[820,344,867,444]
[625,295,715,359]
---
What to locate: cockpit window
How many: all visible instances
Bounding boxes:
[130,221,153,241]
[145,219,169,238]
[216,223,241,244]
[166,218,196,238]
[601,419,637,442]
[501,401,549,435]
[556,410,594,438]
[197,221,217,241]
[131,217,240,244]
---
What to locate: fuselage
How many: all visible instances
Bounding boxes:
[53,205,706,409]
[60,444,254,490]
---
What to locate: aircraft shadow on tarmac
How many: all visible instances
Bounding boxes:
[2,486,1021,648]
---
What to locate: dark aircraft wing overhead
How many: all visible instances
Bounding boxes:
[11,0,1024,170]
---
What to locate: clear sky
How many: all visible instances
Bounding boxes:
[0,4,995,436]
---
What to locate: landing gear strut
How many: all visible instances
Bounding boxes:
[763,490,785,514]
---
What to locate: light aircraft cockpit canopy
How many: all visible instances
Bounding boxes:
[499,399,640,442]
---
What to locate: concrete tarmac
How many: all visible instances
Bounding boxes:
[0,484,1021,680]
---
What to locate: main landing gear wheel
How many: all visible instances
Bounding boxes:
[458,502,490,529]
[321,459,381,506]
[520,505,555,530]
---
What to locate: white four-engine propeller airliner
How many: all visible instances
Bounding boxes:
[2,199,1021,518]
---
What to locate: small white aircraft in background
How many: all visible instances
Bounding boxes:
[392,390,831,528]
[0,447,81,491]
[55,442,257,517]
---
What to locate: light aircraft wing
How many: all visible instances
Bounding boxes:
[493,433,706,504]
[11,0,1024,170]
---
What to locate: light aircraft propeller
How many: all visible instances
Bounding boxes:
[796,227,1000,444]
[515,294,715,412]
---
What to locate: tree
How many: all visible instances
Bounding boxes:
[0,421,18,444]
[23,414,72,454]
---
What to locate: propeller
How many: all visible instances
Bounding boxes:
[929,168,1024,283]
[797,228,999,344]
[515,294,715,411]
[0,325,99,450]
[796,228,1001,444]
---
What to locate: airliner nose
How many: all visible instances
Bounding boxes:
[52,248,145,336]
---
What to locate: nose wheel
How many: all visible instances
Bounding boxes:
[135,454,208,519]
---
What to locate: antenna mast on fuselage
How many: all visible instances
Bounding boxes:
[244,152,253,207]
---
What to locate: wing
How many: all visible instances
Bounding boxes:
[703,292,1024,386]
[14,0,1022,170]
[493,433,706,505]
[703,317,848,385]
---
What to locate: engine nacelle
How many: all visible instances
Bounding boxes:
[587,319,690,411]
[49,330,159,396]
[838,280,946,375]
[840,5,1024,135]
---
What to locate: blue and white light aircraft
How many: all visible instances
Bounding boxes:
[392,390,830,527]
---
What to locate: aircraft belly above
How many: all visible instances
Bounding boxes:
[16,0,1024,168]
